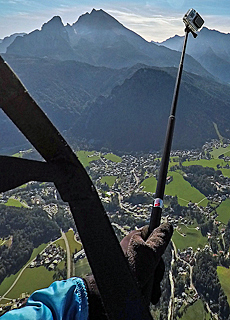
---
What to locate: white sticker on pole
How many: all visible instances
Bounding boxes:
[154,198,163,208]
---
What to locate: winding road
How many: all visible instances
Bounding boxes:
[0,232,71,303]
[61,230,71,278]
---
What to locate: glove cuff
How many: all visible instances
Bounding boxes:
[83,275,109,320]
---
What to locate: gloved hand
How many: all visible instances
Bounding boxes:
[120,223,173,305]
[84,223,173,319]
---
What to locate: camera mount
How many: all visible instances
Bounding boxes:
[149,9,204,232]
[183,8,204,38]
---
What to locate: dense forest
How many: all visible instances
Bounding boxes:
[157,244,173,320]
[0,205,60,284]
[193,252,230,320]
[181,165,224,196]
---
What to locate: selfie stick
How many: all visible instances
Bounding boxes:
[149,9,204,232]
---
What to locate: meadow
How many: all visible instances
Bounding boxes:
[76,150,121,168]
[103,153,122,163]
[0,243,47,297]
[4,197,28,208]
[0,230,83,302]
[65,229,82,256]
[211,145,230,159]
[172,224,207,251]
[141,171,208,207]
[216,199,230,224]
[179,299,211,320]
[75,257,91,278]
[76,150,100,167]
[6,266,55,298]
[183,159,230,178]
[100,175,117,187]
[217,266,230,304]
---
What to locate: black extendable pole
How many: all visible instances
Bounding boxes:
[149,27,190,232]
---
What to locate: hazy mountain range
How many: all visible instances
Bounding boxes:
[158,27,230,84]
[1,9,230,153]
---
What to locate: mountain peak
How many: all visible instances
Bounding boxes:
[74,9,123,29]
[41,16,64,32]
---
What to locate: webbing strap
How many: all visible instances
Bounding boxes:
[0,56,152,320]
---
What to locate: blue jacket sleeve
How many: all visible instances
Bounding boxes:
[1,277,89,320]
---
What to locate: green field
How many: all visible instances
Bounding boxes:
[165,172,208,206]
[211,145,230,159]
[180,299,211,320]
[103,153,122,163]
[0,272,20,297]
[75,257,91,278]
[54,238,66,251]
[217,266,230,304]
[173,224,207,251]
[183,159,230,178]
[4,197,28,208]
[141,176,157,193]
[0,233,81,303]
[76,150,100,167]
[216,199,230,225]
[141,171,207,207]
[168,157,179,168]
[7,266,55,298]
[0,243,47,297]
[12,152,23,158]
[65,229,82,256]
[100,175,117,187]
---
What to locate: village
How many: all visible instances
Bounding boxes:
[29,243,65,271]
[1,139,230,318]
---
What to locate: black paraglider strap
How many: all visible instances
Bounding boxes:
[0,56,152,320]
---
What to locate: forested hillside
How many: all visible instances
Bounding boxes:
[0,205,60,284]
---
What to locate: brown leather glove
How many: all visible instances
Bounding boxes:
[120,223,173,305]
[84,223,173,319]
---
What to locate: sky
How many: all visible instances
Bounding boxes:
[0,0,230,42]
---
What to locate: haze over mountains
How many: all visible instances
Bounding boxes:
[1,9,230,153]
[3,10,209,76]
[158,27,230,84]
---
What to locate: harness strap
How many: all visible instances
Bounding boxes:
[0,56,152,320]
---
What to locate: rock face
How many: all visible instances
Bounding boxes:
[7,16,75,60]
[0,33,25,53]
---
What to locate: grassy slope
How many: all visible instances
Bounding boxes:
[75,258,91,278]
[183,159,230,178]
[103,153,122,163]
[180,299,211,320]
[0,231,80,301]
[165,172,208,206]
[4,197,28,208]
[217,266,230,304]
[54,238,66,251]
[0,243,47,296]
[216,199,230,224]
[141,176,157,193]
[141,172,207,207]
[100,175,117,187]
[65,229,82,256]
[173,224,207,251]
[76,150,100,167]
[6,267,55,298]
[76,151,122,167]
[211,145,230,159]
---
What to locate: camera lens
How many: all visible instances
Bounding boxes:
[194,14,204,29]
